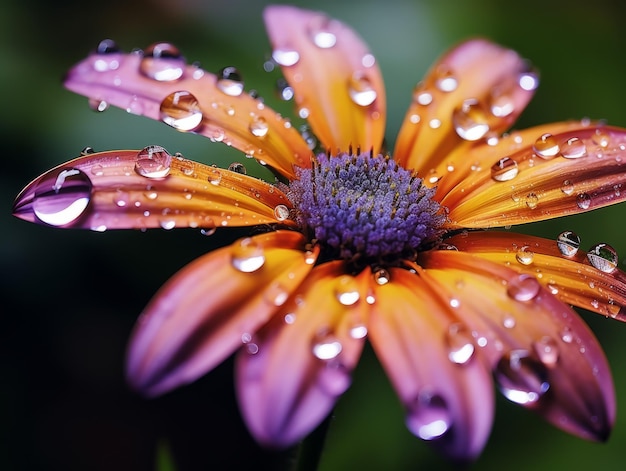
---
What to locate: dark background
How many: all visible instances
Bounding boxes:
[3,0,626,469]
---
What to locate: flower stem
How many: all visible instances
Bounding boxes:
[290,413,333,471]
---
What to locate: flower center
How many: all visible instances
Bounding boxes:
[287,152,445,263]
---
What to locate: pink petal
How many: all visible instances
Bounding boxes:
[236,261,369,447]
[126,231,317,396]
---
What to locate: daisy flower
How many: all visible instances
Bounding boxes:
[13,4,626,461]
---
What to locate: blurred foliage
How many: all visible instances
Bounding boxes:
[3,0,626,469]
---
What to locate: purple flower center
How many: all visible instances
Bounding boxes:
[287,152,445,262]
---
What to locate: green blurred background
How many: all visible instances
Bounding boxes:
[3,0,626,469]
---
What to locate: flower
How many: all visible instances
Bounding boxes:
[12,4,626,462]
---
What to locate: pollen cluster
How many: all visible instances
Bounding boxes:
[287,152,445,262]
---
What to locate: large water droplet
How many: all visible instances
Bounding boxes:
[576,193,592,210]
[587,243,618,273]
[273,204,290,221]
[489,94,515,117]
[561,137,587,159]
[88,99,108,112]
[525,192,539,209]
[140,43,185,81]
[507,274,541,302]
[533,133,560,159]
[348,73,377,106]
[592,129,610,148]
[160,91,203,131]
[405,390,452,441]
[445,324,475,365]
[216,66,244,96]
[308,16,337,48]
[312,332,343,360]
[515,246,534,265]
[275,78,295,101]
[561,180,574,195]
[249,116,269,138]
[228,162,247,174]
[557,231,580,257]
[452,99,490,141]
[134,146,172,179]
[272,48,300,66]
[518,70,539,91]
[231,237,265,272]
[435,67,458,92]
[93,39,121,72]
[373,267,390,285]
[334,275,360,306]
[533,336,559,367]
[32,168,92,226]
[491,157,518,182]
[495,350,549,404]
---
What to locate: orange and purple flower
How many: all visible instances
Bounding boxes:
[13,5,626,461]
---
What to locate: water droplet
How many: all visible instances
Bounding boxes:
[592,129,610,148]
[349,323,368,339]
[304,250,316,265]
[231,237,265,272]
[159,218,176,230]
[318,361,351,396]
[494,349,549,404]
[576,193,591,210]
[452,99,490,141]
[334,275,360,306]
[200,227,216,236]
[216,66,244,96]
[489,94,515,117]
[561,180,574,195]
[373,267,390,285]
[276,78,294,101]
[312,333,342,360]
[414,90,433,106]
[273,204,290,221]
[114,190,130,207]
[249,116,269,137]
[516,246,534,265]
[348,73,377,107]
[264,282,290,307]
[557,231,580,257]
[160,91,203,131]
[272,48,300,66]
[533,133,560,159]
[533,336,559,367]
[435,68,458,92]
[81,146,95,156]
[561,137,587,159]
[507,274,541,302]
[503,314,516,329]
[32,168,92,226]
[587,243,618,273]
[140,43,185,81]
[134,146,172,179]
[88,98,108,112]
[308,16,337,48]
[525,193,538,209]
[491,157,518,182]
[228,162,246,174]
[208,167,222,185]
[446,324,475,364]
[96,39,120,55]
[518,70,539,91]
[93,39,121,72]
[405,390,452,441]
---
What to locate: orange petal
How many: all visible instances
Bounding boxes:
[445,231,626,320]
[419,250,615,441]
[442,125,626,228]
[263,6,385,153]
[236,261,370,447]
[126,231,318,396]
[64,45,312,179]
[395,39,536,174]
[13,148,297,231]
[368,267,494,460]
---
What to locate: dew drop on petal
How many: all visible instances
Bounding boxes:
[208,167,222,185]
[373,267,390,285]
[216,66,244,96]
[318,361,351,396]
[533,133,560,159]
[272,48,300,66]
[312,333,342,360]
[561,137,587,159]
[249,116,269,137]
[231,237,265,272]
[533,336,559,367]
[515,246,534,265]
[445,324,475,365]
[592,129,610,148]
[518,70,539,91]
[160,91,203,131]
[494,349,549,404]
[349,323,368,339]
[88,99,108,112]
[273,204,290,221]
[490,157,518,182]
[348,73,377,107]
[308,16,337,48]
[507,274,541,302]
[525,193,539,209]
[587,243,618,273]
[140,43,185,81]
[452,99,490,141]
[576,193,592,210]
[405,390,452,441]
[414,90,433,106]
[264,282,290,307]
[489,94,515,117]
[334,275,360,306]
[561,180,574,195]
[134,145,172,179]
[434,67,458,92]
[557,230,580,257]
[32,168,92,226]
[227,162,246,174]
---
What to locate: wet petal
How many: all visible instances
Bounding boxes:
[368,267,494,461]
[419,249,615,441]
[13,149,296,231]
[64,47,312,179]
[264,6,385,153]
[441,125,626,228]
[126,231,318,397]
[446,231,626,320]
[236,261,369,447]
[395,39,535,174]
